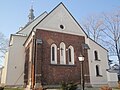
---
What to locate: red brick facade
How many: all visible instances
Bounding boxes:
[35,29,90,84]
[24,29,90,88]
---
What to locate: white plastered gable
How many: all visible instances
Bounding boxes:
[35,3,86,36]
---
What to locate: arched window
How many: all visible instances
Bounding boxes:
[51,44,57,64]
[96,65,100,76]
[52,47,55,61]
[94,51,98,60]
[68,46,74,65]
[68,48,71,62]
[60,42,66,64]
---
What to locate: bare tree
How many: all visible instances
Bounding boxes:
[0,32,8,66]
[102,10,120,74]
[83,14,120,67]
[82,15,105,44]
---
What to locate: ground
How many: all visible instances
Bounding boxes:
[3,87,120,90]
[4,87,23,90]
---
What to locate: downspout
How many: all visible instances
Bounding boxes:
[31,34,36,89]
[34,36,37,89]
[39,39,43,85]
[33,32,43,89]
[35,38,43,88]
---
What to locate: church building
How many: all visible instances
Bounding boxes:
[1,2,117,90]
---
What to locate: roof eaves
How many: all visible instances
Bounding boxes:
[23,2,66,46]
[16,11,48,34]
[88,37,108,51]
[9,34,27,46]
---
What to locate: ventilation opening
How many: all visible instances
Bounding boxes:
[60,25,64,29]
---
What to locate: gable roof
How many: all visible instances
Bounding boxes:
[16,11,48,35]
[33,2,88,37]
[23,2,107,51]
[24,2,89,46]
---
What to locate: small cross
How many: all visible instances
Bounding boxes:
[60,48,64,56]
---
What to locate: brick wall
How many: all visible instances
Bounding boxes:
[35,29,90,85]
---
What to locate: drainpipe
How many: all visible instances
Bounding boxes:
[34,38,43,89]
[32,35,36,89]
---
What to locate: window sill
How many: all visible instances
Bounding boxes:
[95,59,101,61]
[50,64,76,67]
[96,75,103,77]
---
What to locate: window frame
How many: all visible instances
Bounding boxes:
[51,44,57,64]
[60,42,66,64]
[68,46,74,65]
[96,65,102,77]
[94,50,100,61]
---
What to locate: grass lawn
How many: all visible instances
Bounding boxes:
[112,88,120,90]
[4,87,23,90]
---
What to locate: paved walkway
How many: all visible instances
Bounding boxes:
[76,86,99,90]
[85,87,99,90]
[76,87,99,90]
[84,87,120,90]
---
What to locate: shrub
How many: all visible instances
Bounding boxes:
[61,81,77,90]
[61,81,68,90]
[67,83,77,90]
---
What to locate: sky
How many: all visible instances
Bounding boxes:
[0,0,120,38]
